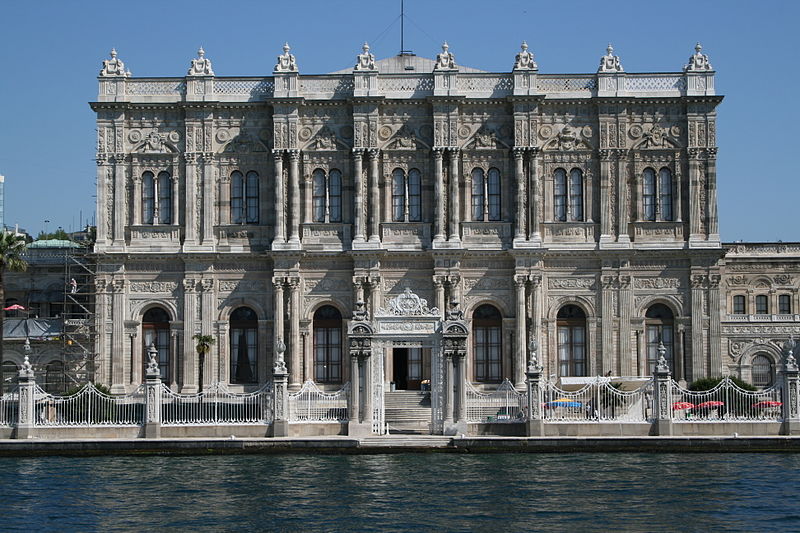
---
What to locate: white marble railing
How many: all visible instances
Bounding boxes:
[299,76,355,99]
[624,74,685,94]
[459,74,514,98]
[213,78,274,98]
[378,74,435,98]
[725,314,800,322]
[536,75,597,95]
[126,79,186,96]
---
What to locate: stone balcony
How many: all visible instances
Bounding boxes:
[725,314,800,323]
[301,223,351,251]
[460,222,512,249]
[381,222,431,250]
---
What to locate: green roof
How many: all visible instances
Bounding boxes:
[28,239,82,249]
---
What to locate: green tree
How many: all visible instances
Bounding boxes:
[0,233,28,394]
[193,334,215,393]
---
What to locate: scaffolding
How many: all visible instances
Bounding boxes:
[60,246,97,390]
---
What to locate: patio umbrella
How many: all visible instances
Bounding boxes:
[694,400,725,409]
[545,398,583,409]
[672,401,695,410]
[3,304,25,311]
[752,400,782,408]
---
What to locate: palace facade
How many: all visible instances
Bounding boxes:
[89,41,796,416]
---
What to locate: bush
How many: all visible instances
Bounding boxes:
[688,376,756,392]
[65,383,112,396]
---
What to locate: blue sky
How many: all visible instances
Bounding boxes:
[0,0,796,241]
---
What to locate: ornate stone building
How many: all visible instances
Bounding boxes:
[91,41,787,412]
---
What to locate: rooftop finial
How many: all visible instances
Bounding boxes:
[513,40,537,70]
[354,41,376,71]
[435,41,456,70]
[188,46,214,76]
[275,42,298,72]
[684,42,713,72]
[598,43,623,73]
[100,48,130,77]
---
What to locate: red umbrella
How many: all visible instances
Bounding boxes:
[695,401,725,409]
[3,304,25,311]
[752,400,782,408]
[672,401,695,410]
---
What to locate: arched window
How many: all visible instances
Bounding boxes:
[142,307,171,382]
[2,361,17,389]
[733,295,746,315]
[779,294,792,315]
[142,171,171,224]
[230,307,258,384]
[751,354,774,388]
[645,304,674,374]
[473,304,502,382]
[231,171,260,224]
[554,168,567,222]
[557,305,586,377]
[471,168,502,222]
[313,306,342,383]
[643,168,656,221]
[392,168,422,222]
[659,168,673,221]
[45,361,65,394]
[472,168,485,221]
[755,295,769,315]
[487,168,501,221]
[312,169,342,223]
[142,171,155,224]
[569,168,584,222]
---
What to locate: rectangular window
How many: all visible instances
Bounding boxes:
[408,348,422,381]
[245,173,259,223]
[733,295,746,314]
[392,173,405,222]
[756,295,769,314]
[472,171,484,221]
[779,295,792,314]
[474,326,501,382]
[554,171,567,222]
[408,170,421,222]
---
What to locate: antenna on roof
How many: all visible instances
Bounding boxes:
[399,0,414,56]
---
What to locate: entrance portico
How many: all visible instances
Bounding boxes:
[347,288,468,435]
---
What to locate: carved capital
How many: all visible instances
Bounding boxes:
[619,275,632,289]
[691,274,707,289]
[272,148,284,158]
[433,147,444,160]
[512,147,526,160]
[288,149,300,161]
[182,279,198,293]
[272,277,286,291]
[111,279,125,293]
[367,148,380,160]
[200,279,214,292]
[528,274,542,287]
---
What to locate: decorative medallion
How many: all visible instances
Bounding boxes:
[376,287,440,317]
[258,128,271,142]
[629,124,643,139]
[340,125,354,139]
[539,125,552,139]
[168,131,180,143]
[670,125,681,137]
[458,125,472,139]
[378,125,393,140]
[128,130,142,143]
[581,125,593,138]
[299,127,313,141]
[216,129,230,143]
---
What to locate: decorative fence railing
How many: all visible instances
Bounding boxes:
[161,382,273,426]
[34,384,145,427]
[542,378,653,422]
[670,378,783,422]
[0,390,18,427]
[466,379,526,423]
[288,380,349,422]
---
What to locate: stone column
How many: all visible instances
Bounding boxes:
[272,150,286,246]
[143,344,162,438]
[600,274,615,375]
[434,278,446,319]
[132,174,142,226]
[652,345,673,436]
[200,153,215,246]
[171,173,180,227]
[353,149,365,242]
[513,148,526,241]
[707,274,722,376]
[368,149,380,243]
[96,160,109,245]
[220,174,231,226]
[688,149,702,241]
[112,154,126,247]
[444,353,454,427]
[288,279,301,386]
[110,280,127,394]
[455,354,467,426]
[448,149,461,243]
[616,150,630,243]
[525,340,544,437]
[349,353,360,422]
[514,274,527,388]
[184,153,199,245]
[363,355,373,429]
[618,275,632,375]
[181,279,199,393]
[433,148,445,242]
[272,340,289,437]
[288,150,301,245]
[528,149,541,242]
[706,148,719,240]
[14,356,35,439]
[690,274,706,381]
[599,150,613,243]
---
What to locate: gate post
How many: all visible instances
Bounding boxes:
[15,355,35,439]
[652,342,673,436]
[347,319,373,436]
[442,308,468,436]
[272,340,290,437]
[526,338,544,437]
[781,339,800,435]
[144,343,162,438]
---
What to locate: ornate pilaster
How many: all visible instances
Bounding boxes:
[615,149,630,243]
[690,273,706,380]
[688,148,703,242]
[448,148,461,243]
[514,274,528,387]
[442,319,468,435]
[513,148,526,241]
[599,149,614,243]
[112,152,126,248]
[600,274,616,375]
[368,149,381,243]
[433,148,445,243]
[110,279,127,394]
[618,274,633,375]
[184,151,199,246]
[288,277,301,386]
[528,148,541,242]
[288,150,301,246]
[181,278,199,393]
[272,149,286,247]
[272,277,285,373]
[708,274,722,375]
[353,149,366,242]
[706,147,719,242]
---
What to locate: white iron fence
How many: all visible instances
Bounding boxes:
[543,379,653,422]
[0,390,17,427]
[466,379,526,423]
[288,380,349,422]
[34,384,145,427]
[161,382,273,426]
[671,378,783,422]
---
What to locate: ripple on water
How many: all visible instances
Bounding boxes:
[0,453,799,532]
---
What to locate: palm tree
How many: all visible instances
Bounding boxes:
[193,334,215,393]
[0,233,28,394]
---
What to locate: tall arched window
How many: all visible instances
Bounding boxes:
[659,168,673,221]
[554,168,583,222]
[473,304,502,382]
[554,168,567,222]
[312,169,342,223]
[231,171,259,224]
[642,167,673,222]
[569,168,584,222]
[557,305,586,377]
[471,168,502,222]
[392,168,422,222]
[142,307,171,382]
[142,171,172,224]
[751,354,774,388]
[230,307,258,384]
[313,306,342,383]
[487,168,501,221]
[472,168,485,221]
[646,304,674,374]
[643,168,656,221]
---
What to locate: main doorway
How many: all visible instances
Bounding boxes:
[392,347,424,390]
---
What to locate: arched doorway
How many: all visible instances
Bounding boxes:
[230,307,258,384]
[751,353,774,388]
[142,307,171,382]
[645,303,674,375]
[472,304,502,383]
[313,306,342,384]
[557,304,587,377]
